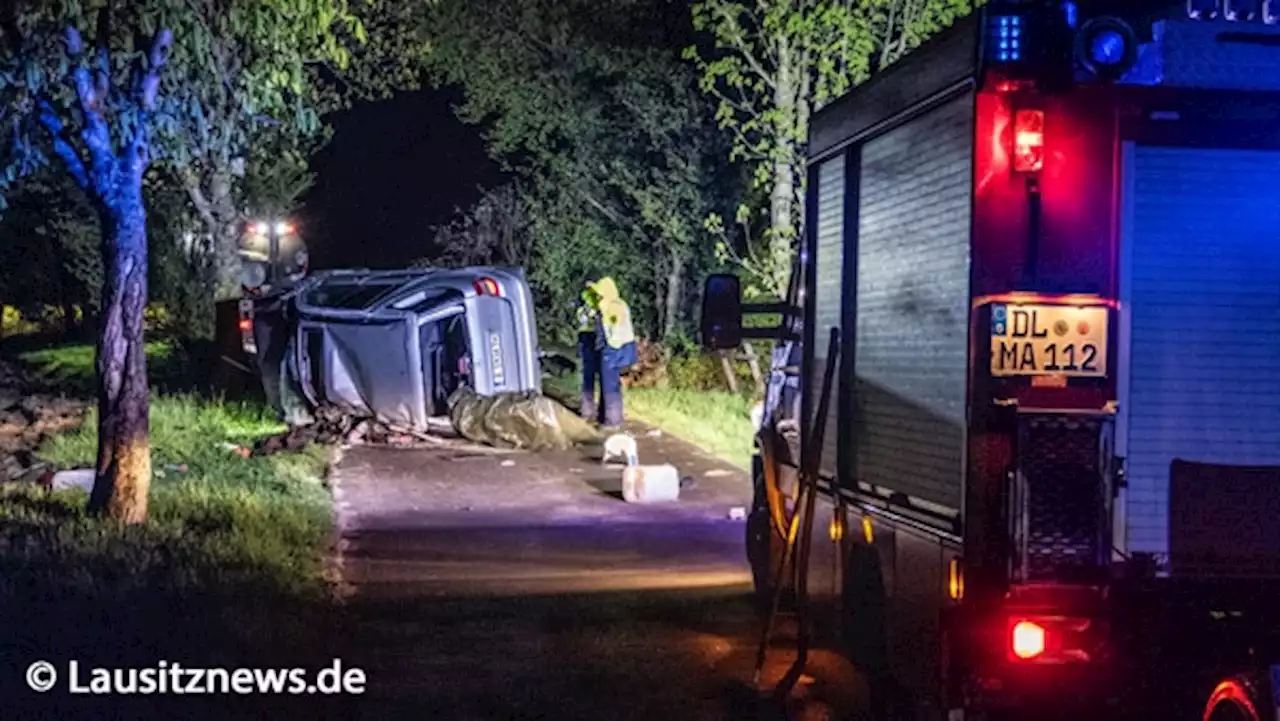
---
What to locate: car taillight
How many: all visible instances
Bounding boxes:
[473,277,503,297]
[1011,621,1046,659]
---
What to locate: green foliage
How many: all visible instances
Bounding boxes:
[148,0,367,169]
[0,164,214,340]
[148,171,216,340]
[0,170,100,318]
[686,0,975,293]
[870,0,982,67]
[686,1,875,164]
[425,0,743,341]
[0,0,432,300]
[666,352,727,392]
[522,188,653,347]
[430,182,530,269]
[240,131,319,221]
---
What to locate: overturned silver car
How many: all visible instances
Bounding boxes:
[250,267,541,430]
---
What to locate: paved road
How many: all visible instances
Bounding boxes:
[326,424,861,720]
[0,419,865,721]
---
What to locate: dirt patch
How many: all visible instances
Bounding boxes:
[0,358,89,485]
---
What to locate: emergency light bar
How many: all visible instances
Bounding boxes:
[988,14,1026,63]
[983,1,1280,90]
[1075,15,1140,80]
[1188,0,1272,20]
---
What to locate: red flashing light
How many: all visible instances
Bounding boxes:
[238,318,252,332]
[1011,620,1046,660]
[473,277,502,297]
[1204,679,1261,721]
[1013,110,1045,173]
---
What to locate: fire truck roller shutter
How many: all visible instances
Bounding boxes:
[1119,145,1280,558]
[850,92,973,512]
[813,152,846,479]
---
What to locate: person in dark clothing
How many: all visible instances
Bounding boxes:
[575,283,603,422]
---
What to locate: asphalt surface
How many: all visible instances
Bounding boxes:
[327,423,864,720]
[0,417,867,721]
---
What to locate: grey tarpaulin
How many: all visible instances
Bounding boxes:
[447,386,603,451]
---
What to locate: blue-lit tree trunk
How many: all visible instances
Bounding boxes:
[88,179,152,522]
[34,23,174,523]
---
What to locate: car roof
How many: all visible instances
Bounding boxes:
[296,266,527,314]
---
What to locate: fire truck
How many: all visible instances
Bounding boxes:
[701,2,1280,719]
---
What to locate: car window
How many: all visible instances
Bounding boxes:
[304,282,400,309]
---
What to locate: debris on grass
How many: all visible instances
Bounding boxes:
[0,358,88,485]
[50,468,94,492]
[249,403,453,457]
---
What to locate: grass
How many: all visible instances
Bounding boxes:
[17,340,186,394]
[1,395,331,602]
[625,388,756,470]
[542,367,756,470]
[0,346,337,700]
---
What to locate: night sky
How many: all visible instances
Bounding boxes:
[300,85,505,270]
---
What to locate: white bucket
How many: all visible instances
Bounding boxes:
[621,464,681,504]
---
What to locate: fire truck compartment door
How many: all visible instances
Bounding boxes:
[1118,144,1280,561]
[849,92,973,513]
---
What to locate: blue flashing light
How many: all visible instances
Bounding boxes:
[990,14,1025,64]
[1089,28,1127,66]
[1063,2,1079,29]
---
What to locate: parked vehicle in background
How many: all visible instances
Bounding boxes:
[703,2,1280,720]
[248,266,541,431]
[213,220,310,392]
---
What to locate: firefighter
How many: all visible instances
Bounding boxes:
[586,276,637,429]
[575,282,602,422]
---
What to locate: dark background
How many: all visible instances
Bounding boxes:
[301,86,505,270]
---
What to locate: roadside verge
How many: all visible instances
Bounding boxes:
[0,346,346,717]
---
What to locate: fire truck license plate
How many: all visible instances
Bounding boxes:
[990,304,1108,377]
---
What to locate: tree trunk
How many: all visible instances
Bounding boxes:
[742,341,765,396]
[88,192,152,524]
[719,351,739,394]
[770,39,798,297]
[663,247,684,342]
[655,278,665,342]
[210,186,242,302]
[212,222,242,300]
[188,169,242,302]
